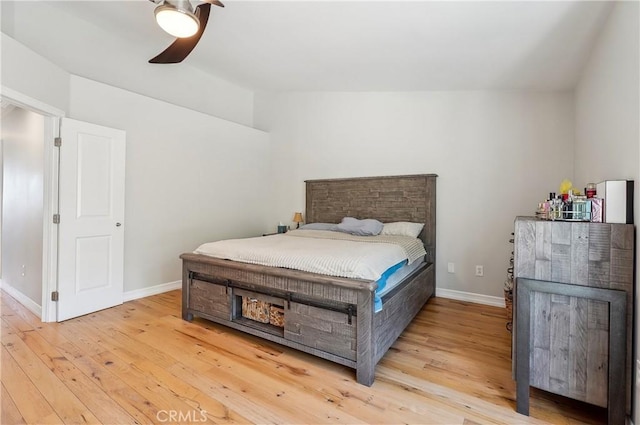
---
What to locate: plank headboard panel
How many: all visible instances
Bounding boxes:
[305,174,437,263]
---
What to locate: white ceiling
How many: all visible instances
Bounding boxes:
[5,0,614,92]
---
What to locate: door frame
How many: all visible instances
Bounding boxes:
[1,86,64,322]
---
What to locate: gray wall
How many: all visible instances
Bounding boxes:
[1,107,45,305]
[1,34,70,114]
[574,2,640,423]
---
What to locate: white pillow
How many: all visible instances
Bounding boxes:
[381,222,424,238]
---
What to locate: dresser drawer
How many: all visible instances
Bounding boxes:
[188,279,230,320]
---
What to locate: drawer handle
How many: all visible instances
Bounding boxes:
[249,298,258,303]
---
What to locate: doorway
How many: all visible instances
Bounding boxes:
[0,88,61,322]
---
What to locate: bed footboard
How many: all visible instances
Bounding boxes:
[181,254,434,386]
[181,254,371,375]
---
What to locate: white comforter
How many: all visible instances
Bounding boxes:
[194,229,426,281]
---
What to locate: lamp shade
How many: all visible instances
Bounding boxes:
[155,3,199,38]
[293,212,303,228]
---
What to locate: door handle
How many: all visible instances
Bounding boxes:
[116,222,122,227]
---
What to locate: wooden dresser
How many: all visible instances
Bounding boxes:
[513,216,634,425]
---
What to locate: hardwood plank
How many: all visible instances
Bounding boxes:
[71,314,176,368]
[0,346,64,424]
[132,359,252,424]
[1,330,101,424]
[1,299,39,333]
[16,328,138,425]
[92,350,241,425]
[376,365,549,425]
[166,359,291,424]
[1,382,26,425]
[391,335,511,371]
[53,343,162,424]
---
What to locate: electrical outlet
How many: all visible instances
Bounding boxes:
[475,265,484,277]
[21,264,26,277]
[447,262,455,273]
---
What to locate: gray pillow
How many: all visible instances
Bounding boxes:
[299,222,338,231]
[336,217,384,236]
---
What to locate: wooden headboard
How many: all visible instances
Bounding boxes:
[305,174,437,263]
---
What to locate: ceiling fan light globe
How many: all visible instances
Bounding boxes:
[155,5,199,38]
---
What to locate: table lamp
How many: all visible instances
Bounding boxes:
[293,212,304,229]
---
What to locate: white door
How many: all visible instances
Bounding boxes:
[57,118,125,321]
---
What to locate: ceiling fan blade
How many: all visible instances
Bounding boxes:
[201,0,224,7]
[149,3,211,64]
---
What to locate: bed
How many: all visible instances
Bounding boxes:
[180,174,437,386]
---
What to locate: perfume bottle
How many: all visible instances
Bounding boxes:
[586,183,596,199]
[551,196,563,220]
[573,195,587,220]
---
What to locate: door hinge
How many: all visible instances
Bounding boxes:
[54,137,62,147]
[53,214,60,224]
[51,291,59,302]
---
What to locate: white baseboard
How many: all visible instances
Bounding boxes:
[0,279,43,318]
[436,288,505,308]
[123,280,181,302]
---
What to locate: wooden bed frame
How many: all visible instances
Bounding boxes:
[180,174,437,386]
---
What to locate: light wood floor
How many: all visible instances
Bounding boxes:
[1,290,607,424]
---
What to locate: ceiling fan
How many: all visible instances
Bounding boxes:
[148,0,224,64]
